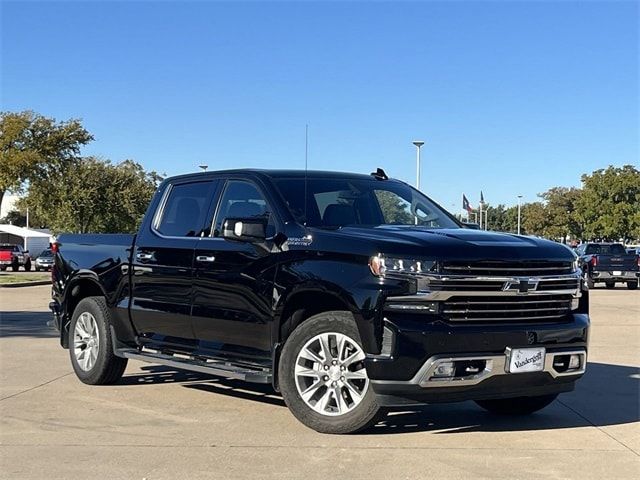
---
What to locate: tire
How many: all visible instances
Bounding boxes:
[11,261,19,272]
[475,394,558,415]
[69,296,128,385]
[628,282,638,290]
[24,260,31,272]
[278,311,383,434]
[0,266,6,271]
[605,281,615,289]
[35,267,41,272]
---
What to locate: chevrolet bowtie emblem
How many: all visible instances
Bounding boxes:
[503,278,539,294]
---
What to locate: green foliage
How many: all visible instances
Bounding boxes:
[476,167,639,242]
[575,165,640,242]
[0,209,27,227]
[375,190,413,224]
[24,157,163,234]
[0,111,93,207]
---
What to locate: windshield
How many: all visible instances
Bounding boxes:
[273,177,460,229]
[585,244,626,255]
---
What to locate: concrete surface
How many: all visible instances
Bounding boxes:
[0,285,638,479]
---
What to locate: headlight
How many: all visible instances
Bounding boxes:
[369,255,436,277]
[572,257,579,272]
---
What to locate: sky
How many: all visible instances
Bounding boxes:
[2,0,638,214]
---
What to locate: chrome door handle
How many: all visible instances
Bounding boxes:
[136,252,155,262]
[196,255,216,263]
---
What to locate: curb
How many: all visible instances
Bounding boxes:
[0,281,51,288]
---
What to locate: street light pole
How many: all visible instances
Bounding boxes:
[517,195,523,235]
[412,141,425,191]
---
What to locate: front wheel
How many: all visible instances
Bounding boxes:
[475,394,558,415]
[628,281,638,290]
[23,259,31,272]
[69,296,128,385]
[278,311,383,434]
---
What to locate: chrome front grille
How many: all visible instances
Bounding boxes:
[385,262,582,323]
[441,261,574,277]
[441,295,573,322]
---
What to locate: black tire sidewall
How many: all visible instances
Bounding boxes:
[69,297,122,384]
[278,311,380,434]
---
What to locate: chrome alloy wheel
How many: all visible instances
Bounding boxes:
[73,312,100,371]
[294,332,369,416]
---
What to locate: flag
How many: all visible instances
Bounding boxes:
[462,194,473,213]
[480,191,485,204]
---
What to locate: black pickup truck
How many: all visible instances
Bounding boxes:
[50,169,589,434]
[577,243,639,290]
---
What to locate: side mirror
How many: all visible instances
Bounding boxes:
[462,222,480,230]
[222,217,267,242]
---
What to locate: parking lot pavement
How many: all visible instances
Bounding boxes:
[1,286,638,479]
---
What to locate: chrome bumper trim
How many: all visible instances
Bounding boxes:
[372,349,587,388]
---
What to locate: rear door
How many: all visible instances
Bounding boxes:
[130,178,219,344]
[191,178,279,363]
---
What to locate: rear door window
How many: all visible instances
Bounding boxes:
[155,181,216,237]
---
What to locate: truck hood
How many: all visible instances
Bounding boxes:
[306,226,575,262]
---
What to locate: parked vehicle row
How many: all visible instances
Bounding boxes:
[50,168,590,434]
[0,243,32,272]
[577,243,640,290]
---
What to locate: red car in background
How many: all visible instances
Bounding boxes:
[0,244,32,272]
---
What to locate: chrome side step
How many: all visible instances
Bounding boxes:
[115,348,272,384]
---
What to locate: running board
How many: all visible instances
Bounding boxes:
[115,348,272,384]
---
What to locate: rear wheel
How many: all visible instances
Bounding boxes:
[278,311,383,434]
[475,394,558,415]
[628,281,638,290]
[69,296,128,385]
[11,260,19,272]
[605,281,615,289]
[24,259,31,272]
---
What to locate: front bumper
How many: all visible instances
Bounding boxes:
[365,313,589,406]
[591,271,639,281]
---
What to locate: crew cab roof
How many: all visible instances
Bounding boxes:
[162,169,391,183]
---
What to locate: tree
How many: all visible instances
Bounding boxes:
[539,187,583,242]
[521,202,548,237]
[576,165,640,241]
[0,209,26,227]
[375,190,413,224]
[0,111,93,209]
[23,157,163,233]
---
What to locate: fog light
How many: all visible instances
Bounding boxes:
[433,361,456,378]
[386,302,439,312]
[568,354,581,370]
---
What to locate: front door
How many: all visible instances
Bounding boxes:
[130,179,218,345]
[191,179,278,363]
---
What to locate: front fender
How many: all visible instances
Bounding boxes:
[273,255,409,354]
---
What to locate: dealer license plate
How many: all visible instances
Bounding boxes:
[508,347,545,374]
[613,271,622,276]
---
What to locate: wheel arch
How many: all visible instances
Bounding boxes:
[59,272,107,348]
